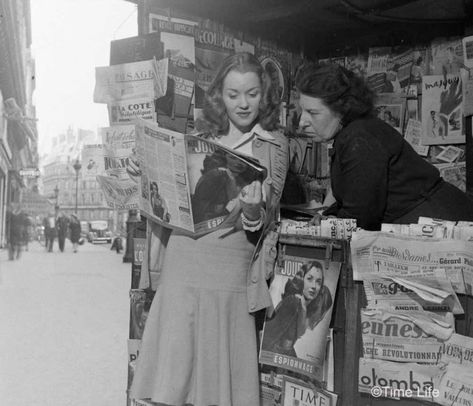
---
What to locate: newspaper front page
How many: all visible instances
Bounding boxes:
[135,119,267,236]
[434,363,473,406]
[440,333,473,366]
[362,271,463,315]
[351,231,473,295]
[359,358,443,401]
[361,310,445,363]
[259,251,340,381]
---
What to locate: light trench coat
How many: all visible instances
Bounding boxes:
[142,127,289,313]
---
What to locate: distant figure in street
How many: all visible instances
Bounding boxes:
[42,215,50,250]
[19,209,30,254]
[6,203,23,260]
[46,212,57,252]
[56,209,69,252]
[111,235,123,254]
[69,214,81,253]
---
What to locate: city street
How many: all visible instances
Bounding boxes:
[0,240,131,406]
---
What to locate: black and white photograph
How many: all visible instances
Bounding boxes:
[2,1,473,406]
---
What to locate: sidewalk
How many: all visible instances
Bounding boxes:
[0,240,131,406]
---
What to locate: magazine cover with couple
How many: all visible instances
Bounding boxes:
[136,120,267,237]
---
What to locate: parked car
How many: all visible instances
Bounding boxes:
[87,220,112,243]
[80,221,89,240]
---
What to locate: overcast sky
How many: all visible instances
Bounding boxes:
[31,0,137,154]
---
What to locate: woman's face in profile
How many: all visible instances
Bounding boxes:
[298,94,341,142]
[303,266,323,301]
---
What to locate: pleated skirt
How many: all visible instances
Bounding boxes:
[130,228,260,406]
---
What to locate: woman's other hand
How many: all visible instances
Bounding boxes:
[239,180,263,221]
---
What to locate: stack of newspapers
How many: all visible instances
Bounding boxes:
[352,217,473,405]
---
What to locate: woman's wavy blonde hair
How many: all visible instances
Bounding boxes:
[195,52,281,137]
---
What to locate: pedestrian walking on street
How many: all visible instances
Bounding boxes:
[46,212,57,252]
[42,215,50,250]
[110,235,122,254]
[69,214,81,253]
[56,210,69,252]
[5,203,23,260]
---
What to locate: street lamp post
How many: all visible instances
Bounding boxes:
[73,159,82,214]
[54,184,59,208]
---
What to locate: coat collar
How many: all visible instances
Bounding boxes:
[230,123,276,150]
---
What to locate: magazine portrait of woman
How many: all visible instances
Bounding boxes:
[261,260,333,358]
[149,181,170,223]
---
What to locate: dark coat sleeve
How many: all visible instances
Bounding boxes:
[331,129,389,230]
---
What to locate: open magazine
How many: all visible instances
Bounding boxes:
[135,119,267,237]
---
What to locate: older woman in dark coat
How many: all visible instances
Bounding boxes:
[295,63,473,230]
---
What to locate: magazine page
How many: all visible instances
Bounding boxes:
[256,39,293,102]
[109,32,164,66]
[281,376,338,406]
[430,38,464,75]
[436,161,467,192]
[194,23,233,114]
[346,53,368,77]
[366,47,391,93]
[387,45,413,91]
[184,134,267,235]
[108,98,157,125]
[93,59,165,104]
[135,120,192,231]
[404,119,429,157]
[81,144,106,186]
[259,372,338,406]
[95,125,140,209]
[96,175,139,210]
[136,119,268,236]
[350,230,473,295]
[149,13,196,133]
[421,74,464,145]
[367,47,391,74]
[259,253,341,381]
[127,338,141,406]
[100,125,136,180]
[129,289,154,340]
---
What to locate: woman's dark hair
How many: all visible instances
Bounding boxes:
[295,62,375,125]
[283,260,332,329]
[150,182,158,192]
[195,52,281,136]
